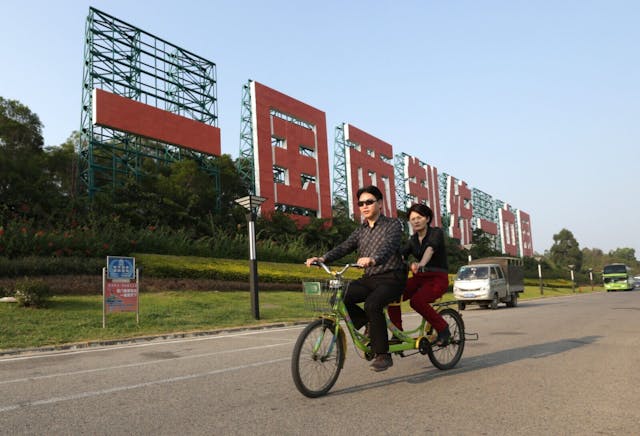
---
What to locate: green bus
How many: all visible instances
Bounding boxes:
[603,263,634,291]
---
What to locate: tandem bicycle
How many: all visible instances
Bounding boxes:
[291,262,473,398]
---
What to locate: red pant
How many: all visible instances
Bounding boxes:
[388,271,449,332]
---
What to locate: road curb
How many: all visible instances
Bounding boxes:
[1,292,604,358]
[0,320,310,358]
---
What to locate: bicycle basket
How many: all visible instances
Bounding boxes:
[302,280,348,313]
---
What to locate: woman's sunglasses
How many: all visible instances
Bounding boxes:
[357,199,377,207]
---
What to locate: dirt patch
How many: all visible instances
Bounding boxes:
[0,275,300,295]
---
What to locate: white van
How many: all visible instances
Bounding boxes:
[453,257,524,310]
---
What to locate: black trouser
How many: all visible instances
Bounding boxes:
[344,270,406,354]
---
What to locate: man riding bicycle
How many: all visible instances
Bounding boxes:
[305,185,406,372]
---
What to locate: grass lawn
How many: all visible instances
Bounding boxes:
[0,291,311,351]
[0,285,604,352]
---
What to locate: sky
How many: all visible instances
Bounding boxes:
[1,0,639,256]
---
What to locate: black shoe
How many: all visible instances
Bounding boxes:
[435,327,451,346]
[370,353,393,372]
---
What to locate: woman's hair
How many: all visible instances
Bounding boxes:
[407,203,433,223]
[356,185,383,200]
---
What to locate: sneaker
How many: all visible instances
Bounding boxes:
[388,337,403,345]
[369,353,393,372]
[435,327,451,346]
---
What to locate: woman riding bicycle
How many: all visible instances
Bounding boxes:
[388,203,451,346]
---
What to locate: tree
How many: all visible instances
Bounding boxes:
[608,248,637,264]
[298,217,333,250]
[549,228,583,271]
[581,247,605,273]
[211,154,249,232]
[446,235,468,273]
[160,159,217,218]
[298,214,359,251]
[331,196,350,218]
[521,255,553,279]
[326,214,358,247]
[44,132,78,198]
[256,211,298,244]
[0,97,43,152]
[469,228,501,259]
[0,97,65,222]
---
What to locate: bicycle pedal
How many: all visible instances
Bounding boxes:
[431,338,451,347]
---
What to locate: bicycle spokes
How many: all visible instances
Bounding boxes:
[426,308,465,370]
[292,319,345,398]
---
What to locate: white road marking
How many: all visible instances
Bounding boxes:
[0,357,289,413]
[0,341,293,385]
[0,325,304,362]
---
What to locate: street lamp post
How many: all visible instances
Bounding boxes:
[535,256,543,295]
[235,195,266,320]
[568,264,576,293]
[463,244,473,264]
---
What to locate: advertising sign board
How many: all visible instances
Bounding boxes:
[107,256,135,279]
[103,257,139,327]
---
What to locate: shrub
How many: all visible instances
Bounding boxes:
[14,277,52,307]
[0,256,105,277]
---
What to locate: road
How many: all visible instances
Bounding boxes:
[1,291,639,435]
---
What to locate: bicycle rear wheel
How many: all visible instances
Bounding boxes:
[427,308,465,370]
[291,318,345,398]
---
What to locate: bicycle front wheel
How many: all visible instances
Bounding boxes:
[427,308,465,370]
[291,318,345,398]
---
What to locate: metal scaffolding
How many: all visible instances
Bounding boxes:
[78,7,219,198]
[495,199,505,251]
[438,172,451,232]
[332,123,356,218]
[238,81,256,194]
[471,187,499,250]
[393,153,408,212]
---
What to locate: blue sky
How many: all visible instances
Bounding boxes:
[1,1,639,257]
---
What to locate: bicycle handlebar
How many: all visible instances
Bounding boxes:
[309,261,361,276]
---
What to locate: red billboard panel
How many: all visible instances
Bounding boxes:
[344,124,397,220]
[93,88,221,155]
[517,210,534,257]
[499,204,518,256]
[445,175,473,245]
[400,154,442,227]
[476,218,498,236]
[250,81,331,222]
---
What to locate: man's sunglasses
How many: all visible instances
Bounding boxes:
[357,199,377,207]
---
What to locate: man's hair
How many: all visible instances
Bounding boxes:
[407,203,433,222]
[356,185,383,200]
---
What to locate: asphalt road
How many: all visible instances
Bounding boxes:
[1,290,639,435]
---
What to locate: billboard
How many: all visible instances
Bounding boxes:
[343,123,397,220]
[82,8,535,256]
[499,204,519,256]
[249,81,331,223]
[399,153,442,227]
[93,89,221,155]
[80,7,220,196]
[445,175,473,246]
[517,210,534,257]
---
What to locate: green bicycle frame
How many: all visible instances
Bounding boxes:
[314,281,431,357]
